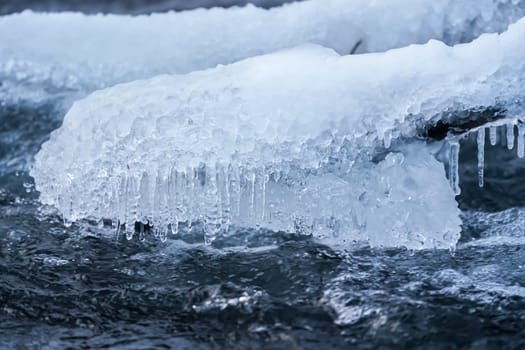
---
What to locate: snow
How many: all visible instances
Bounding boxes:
[2,0,525,103]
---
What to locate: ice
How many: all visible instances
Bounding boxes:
[477,128,486,187]
[31,18,525,249]
[2,0,525,103]
[442,115,525,191]
[448,142,461,196]
[507,124,516,150]
[518,124,525,158]
[489,126,497,146]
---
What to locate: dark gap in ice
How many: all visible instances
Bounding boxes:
[419,106,505,141]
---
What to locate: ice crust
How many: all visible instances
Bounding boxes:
[32,18,525,249]
[2,0,525,103]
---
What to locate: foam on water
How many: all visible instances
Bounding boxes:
[2,0,525,103]
[31,18,525,249]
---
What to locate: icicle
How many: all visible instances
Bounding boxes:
[204,165,221,245]
[228,163,241,221]
[117,175,127,227]
[506,123,515,150]
[152,173,162,238]
[250,171,256,219]
[125,175,138,240]
[168,166,178,235]
[186,167,194,229]
[477,128,485,187]
[448,142,461,195]
[160,173,170,239]
[236,165,242,219]
[262,169,269,221]
[518,123,525,158]
[139,171,151,224]
[168,169,180,236]
[489,126,497,146]
[216,164,230,232]
[383,130,392,149]
[175,170,186,231]
[254,169,265,224]
[223,166,231,231]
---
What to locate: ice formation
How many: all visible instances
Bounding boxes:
[31,17,525,249]
[442,116,525,194]
[2,0,525,103]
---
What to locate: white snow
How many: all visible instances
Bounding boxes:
[2,0,525,103]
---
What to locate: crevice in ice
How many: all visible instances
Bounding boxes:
[419,107,505,141]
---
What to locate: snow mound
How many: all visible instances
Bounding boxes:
[2,0,525,103]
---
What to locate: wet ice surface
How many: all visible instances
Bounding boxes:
[2,104,525,349]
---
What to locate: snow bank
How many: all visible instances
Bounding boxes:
[2,0,524,103]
